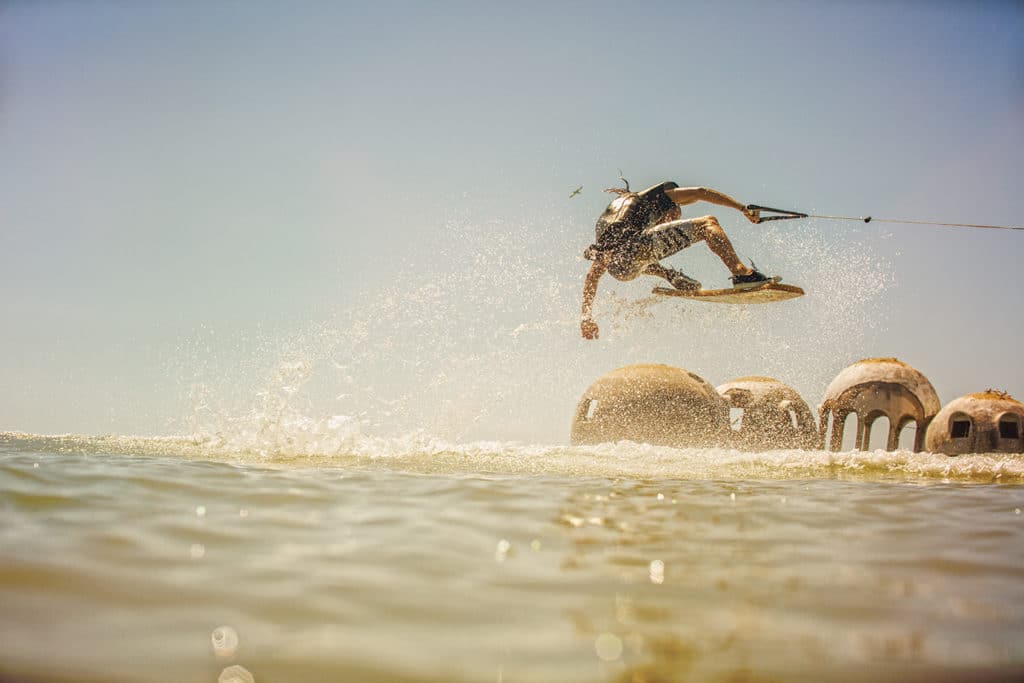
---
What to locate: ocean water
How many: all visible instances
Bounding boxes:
[2,433,1023,683]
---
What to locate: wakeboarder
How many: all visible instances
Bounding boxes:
[580,180,778,340]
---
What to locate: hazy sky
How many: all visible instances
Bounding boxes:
[2,1,1022,442]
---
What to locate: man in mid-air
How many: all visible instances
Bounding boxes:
[580,180,776,340]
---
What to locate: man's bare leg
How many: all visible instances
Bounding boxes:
[692,216,754,277]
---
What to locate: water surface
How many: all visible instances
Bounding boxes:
[2,433,1023,683]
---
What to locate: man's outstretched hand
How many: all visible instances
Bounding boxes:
[581,318,599,340]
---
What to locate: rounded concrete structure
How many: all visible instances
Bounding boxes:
[820,358,940,452]
[571,364,729,448]
[925,390,1024,456]
[716,376,818,450]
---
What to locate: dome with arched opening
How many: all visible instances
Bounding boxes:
[819,358,940,452]
[925,390,1024,456]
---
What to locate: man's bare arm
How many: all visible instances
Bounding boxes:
[666,187,757,222]
[580,260,606,339]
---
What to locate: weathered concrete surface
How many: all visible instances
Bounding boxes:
[571,364,729,448]
[570,358,1022,457]
[925,390,1024,456]
[717,376,818,450]
[819,358,940,452]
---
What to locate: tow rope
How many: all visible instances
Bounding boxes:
[747,204,1024,232]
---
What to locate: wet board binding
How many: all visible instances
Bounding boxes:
[651,281,804,304]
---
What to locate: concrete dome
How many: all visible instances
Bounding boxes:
[570,364,728,448]
[822,358,941,415]
[925,390,1024,456]
[819,358,940,452]
[716,376,818,450]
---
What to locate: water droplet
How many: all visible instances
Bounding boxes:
[594,633,623,661]
[656,493,664,501]
[730,492,736,502]
[196,505,207,517]
[1016,508,1021,516]
[495,539,511,562]
[190,544,206,559]
[649,559,665,584]
[239,509,249,518]
[33,463,39,468]
[218,664,254,683]
[530,539,542,551]
[211,626,239,659]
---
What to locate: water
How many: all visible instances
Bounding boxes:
[2,433,1023,683]
[3,217,1022,682]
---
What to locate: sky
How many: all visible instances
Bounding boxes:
[1,0,1023,443]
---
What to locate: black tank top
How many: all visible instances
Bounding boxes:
[590,181,679,255]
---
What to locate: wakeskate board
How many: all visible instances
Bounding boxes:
[652,279,804,304]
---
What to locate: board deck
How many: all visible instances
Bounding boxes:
[652,282,804,304]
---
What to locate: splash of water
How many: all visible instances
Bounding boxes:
[173,207,896,452]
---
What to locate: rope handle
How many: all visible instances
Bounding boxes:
[746,205,810,223]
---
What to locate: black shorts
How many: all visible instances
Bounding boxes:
[605,218,704,280]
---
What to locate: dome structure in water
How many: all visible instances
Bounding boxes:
[925,390,1024,456]
[570,364,728,448]
[716,376,818,450]
[819,357,940,452]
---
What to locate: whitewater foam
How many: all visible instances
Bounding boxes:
[3,431,1022,483]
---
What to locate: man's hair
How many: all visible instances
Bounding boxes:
[604,174,635,197]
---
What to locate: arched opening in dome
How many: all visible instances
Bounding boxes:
[896,418,918,451]
[729,407,744,431]
[998,414,1021,440]
[841,412,859,451]
[866,414,891,451]
[949,413,972,439]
